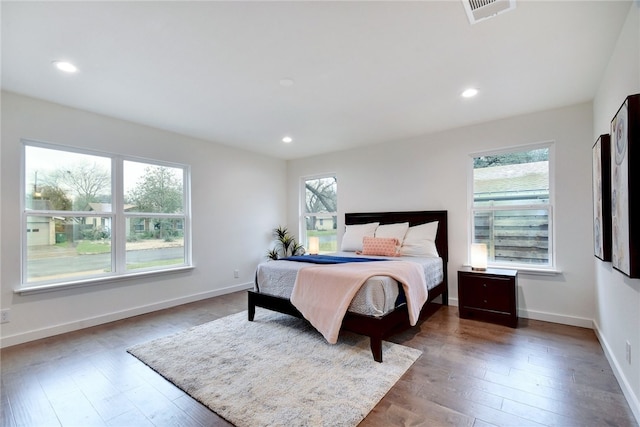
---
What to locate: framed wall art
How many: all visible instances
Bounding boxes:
[593,134,611,261]
[610,94,640,278]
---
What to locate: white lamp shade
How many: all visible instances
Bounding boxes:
[308,236,320,255]
[470,243,488,271]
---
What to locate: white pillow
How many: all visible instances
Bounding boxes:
[375,222,409,245]
[340,222,379,252]
[400,221,439,257]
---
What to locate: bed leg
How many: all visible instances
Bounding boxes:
[248,293,255,321]
[370,337,383,363]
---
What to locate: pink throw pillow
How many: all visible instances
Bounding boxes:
[359,236,400,257]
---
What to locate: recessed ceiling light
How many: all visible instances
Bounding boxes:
[52,61,78,73]
[462,88,479,98]
[282,136,293,143]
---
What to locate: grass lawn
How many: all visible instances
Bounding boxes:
[75,240,111,254]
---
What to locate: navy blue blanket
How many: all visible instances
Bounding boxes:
[281,255,390,264]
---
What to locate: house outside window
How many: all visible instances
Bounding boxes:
[22,141,191,289]
[301,175,337,253]
[470,143,554,270]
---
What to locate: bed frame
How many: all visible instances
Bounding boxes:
[248,210,448,362]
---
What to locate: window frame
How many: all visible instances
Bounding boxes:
[299,173,337,252]
[468,141,557,272]
[19,139,192,293]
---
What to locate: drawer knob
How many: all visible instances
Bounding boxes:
[483,283,487,288]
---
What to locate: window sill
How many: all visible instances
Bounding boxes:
[512,267,562,276]
[462,264,561,276]
[15,266,195,296]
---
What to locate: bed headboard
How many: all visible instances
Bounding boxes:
[344,210,448,262]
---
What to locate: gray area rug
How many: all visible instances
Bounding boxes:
[127,308,421,427]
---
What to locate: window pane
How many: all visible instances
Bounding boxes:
[25,215,112,283]
[473,148,549,207]
[303,176,337,254]
[126,217,185,270]
[305,215,337,253]
[124,161,184,214]
[473,208,550,265]
[304,177,337,214]
[25,146,112,211]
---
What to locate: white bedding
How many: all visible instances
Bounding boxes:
[255,252,443,317]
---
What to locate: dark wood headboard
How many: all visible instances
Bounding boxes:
[344,210,448,262]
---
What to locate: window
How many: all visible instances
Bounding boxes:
[22,141,190,289]
[470,143,554,270]
[301,175,337,254]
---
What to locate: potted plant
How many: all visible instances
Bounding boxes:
[267,226,305,260]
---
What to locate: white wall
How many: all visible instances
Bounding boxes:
[287,101,595,327]
[593,2,640,420]
[0,92,287,347]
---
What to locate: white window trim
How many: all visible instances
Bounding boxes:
[20,139,192,292]
[467,141,558,273]
[14,266,195,295]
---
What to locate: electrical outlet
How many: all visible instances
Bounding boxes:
[233,269,239,279]
[0,309,10,324]
[626,340,631,364]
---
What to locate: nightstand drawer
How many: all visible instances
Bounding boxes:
[459,275,512,313]
[457,267,518,327]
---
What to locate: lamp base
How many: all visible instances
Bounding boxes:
[471,267,487,271]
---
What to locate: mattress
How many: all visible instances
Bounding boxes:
[255,252,443,317]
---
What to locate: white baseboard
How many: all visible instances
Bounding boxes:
[593,321,640,425]
[517,308,593,329]
[0,282,253,348]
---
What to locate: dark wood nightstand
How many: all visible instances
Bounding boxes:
[457,266,518,327]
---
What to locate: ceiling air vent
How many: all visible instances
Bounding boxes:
[462,0,516,24]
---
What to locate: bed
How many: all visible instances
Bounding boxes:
[248,210,448,362]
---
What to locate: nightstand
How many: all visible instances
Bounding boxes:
[457,266,518,327]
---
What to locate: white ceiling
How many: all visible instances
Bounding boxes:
[1,1,632,160]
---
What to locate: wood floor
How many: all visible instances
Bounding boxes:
[1,291,637,427]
